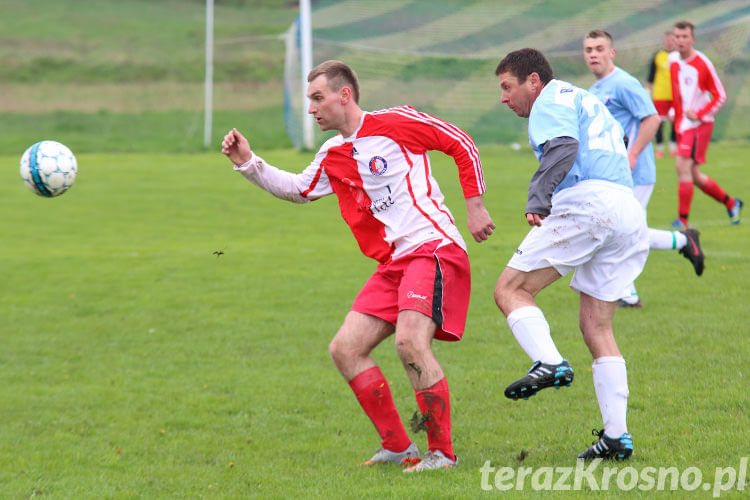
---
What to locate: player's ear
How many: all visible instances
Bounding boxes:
[529,72,541,90]
[340,86,352,104]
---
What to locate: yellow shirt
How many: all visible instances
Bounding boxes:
[651,49,672,101]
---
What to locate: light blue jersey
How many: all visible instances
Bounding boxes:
[589,67,657,186]
[528,79,633,193]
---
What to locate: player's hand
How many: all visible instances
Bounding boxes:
[627,151,637,170]
[465,196,495,242]
[685,109,699,121]
[221,128,253,166]
[526,213,545,226]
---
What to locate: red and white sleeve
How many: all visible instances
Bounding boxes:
[234,149,332,203]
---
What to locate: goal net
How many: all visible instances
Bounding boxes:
[284,0,750,150]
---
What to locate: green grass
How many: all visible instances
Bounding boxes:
[1,144,748,498]
[0,107,293,154]
[0,0,294,83]
[2,1,748,495]
[0,0,298,155]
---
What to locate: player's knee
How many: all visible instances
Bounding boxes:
[394,334,414,359]
[394,333,425,361]
[328,338,340,363]
[494,282,514,314]
[329,336,353,366]
[493,286,504,309]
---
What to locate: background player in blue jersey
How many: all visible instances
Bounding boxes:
[494,48,649,460]
[584,29,705,308]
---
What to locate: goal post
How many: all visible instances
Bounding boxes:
[203,0,214,148]
[283,1,314,151]
[300,0,314,150]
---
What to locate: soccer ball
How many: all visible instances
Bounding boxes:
[19,140,78,197]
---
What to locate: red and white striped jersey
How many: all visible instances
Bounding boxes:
[669,49,726,134]
[235,106,486,264]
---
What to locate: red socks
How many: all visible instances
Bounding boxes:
[349,368,456,460]
[349,366,411,453]
[680,178,735,223]
[678,181,693,224]
[700,177,734,209]
[415,377,455,461]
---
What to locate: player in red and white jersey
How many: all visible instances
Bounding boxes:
[669,20,742,227]
[222,60,495,472]
[239,105,485,264]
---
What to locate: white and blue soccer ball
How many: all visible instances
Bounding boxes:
[19,140,78,197]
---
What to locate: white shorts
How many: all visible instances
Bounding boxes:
[632,183,654,211]
[508,180,649,302]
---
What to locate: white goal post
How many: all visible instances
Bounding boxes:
[283,0,315,151]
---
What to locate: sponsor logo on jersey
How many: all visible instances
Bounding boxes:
[368,155,388,176]
[369,185,395,214]
[351,146,358,157]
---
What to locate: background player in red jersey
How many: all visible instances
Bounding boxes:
[669,21,742,227]
[222,60,495,473]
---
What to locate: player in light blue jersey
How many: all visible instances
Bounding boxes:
[584,30,705,308]
[527,78,633,193]
[494,48,650,461]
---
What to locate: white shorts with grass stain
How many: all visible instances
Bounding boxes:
[508,180,649,302]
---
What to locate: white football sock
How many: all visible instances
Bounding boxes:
[673,231,687,250]
[649,228,687,250]
[506,306,563,365]
[619,282,639,304]
[592,356,629,437]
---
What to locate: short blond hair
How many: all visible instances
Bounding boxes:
[674,21,695,36]
[585,29,614,46]
[307,60,360,104]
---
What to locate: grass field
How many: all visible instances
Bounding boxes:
[1,143,748,498]
[0,0,298,155]
[2,1,749,496]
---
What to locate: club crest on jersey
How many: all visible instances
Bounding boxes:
[368,156,388,176]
